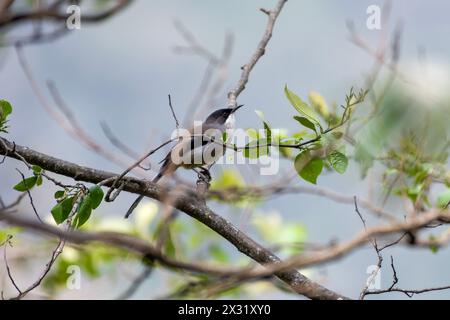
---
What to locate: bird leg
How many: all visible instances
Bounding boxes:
[194,167,212,197]
[200,167,212,181]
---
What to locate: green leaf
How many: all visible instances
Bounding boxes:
[263,122,271,141]
[13,176,37,192]
[88,186,104,209]
[294,116,316,132]
[255,110,272,141]
[32,165,42,175]
[284,85,319,125]
[294,151,323,184]
[302,158,323,184]
[437,189,450,208]
[51,197,74,225]
[54,190,65,199]
[0,100,13,118]
[328,151,349,174]
[222,132,228,142]
[0,100,13,133]
[76,196,93,228]
[243,139,270,158]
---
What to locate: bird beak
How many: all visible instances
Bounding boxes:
[231,104,244,113]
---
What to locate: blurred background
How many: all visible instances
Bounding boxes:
[1,0,450,299]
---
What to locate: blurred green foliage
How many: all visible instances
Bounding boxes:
[0,99,12,133]
[354,77,450,210]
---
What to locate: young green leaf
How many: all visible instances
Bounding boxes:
[294,116,316,132]
[32,165,42,175]
[243,139,270,159]
[222,132,229,142]
[255,110,272,141]
[284,85,319,125]
[88,186,104,209]
[75,196,93,228]
[36,175,43,186]
[51,196,74,224]
[294,151,323,184]
[13,176,38,192]
[263,122,271,141]
[0,100,13,118]
[328,151,349,174]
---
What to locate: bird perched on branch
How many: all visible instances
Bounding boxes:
[126,105,243,218]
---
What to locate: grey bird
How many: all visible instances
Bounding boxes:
[125,105,243,218]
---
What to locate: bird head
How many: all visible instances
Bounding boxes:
[204,105,244,129]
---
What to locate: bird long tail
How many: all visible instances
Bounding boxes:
[125,194,144,219]
[152,172,163,184]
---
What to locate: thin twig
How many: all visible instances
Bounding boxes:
[354,197,383,299]
[364,255,450,298]
[167,94,179,129]
[387,256,399,291]
[15,168,43,223]
[2,235,22,295]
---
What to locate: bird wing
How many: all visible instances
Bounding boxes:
[169,133,224,167]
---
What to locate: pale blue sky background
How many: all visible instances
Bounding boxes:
[1,0,450,299]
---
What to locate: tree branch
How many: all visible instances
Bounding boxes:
[0,0,133,29]
[227,0,287,107]
[0,209,239,277]
[0,137,347,299]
